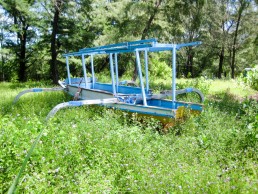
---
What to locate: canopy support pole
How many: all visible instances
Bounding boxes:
[109,53,116,96]
[66,56,71,84]
[172,44,177,109]
[81,54,88,88]
[136,50,147,106]
[90,54,95,88]
[115,53,119,92]
[144,49,149,92]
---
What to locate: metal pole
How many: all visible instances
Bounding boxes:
[172,44,176,109]
[81,54,88,88]
[115,53,119,92]
[66,56,71,84]
[109,53,116,96]
[136,50,147,106]
[90,54,95,88]
[144,49,149,92]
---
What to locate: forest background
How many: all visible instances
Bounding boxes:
[0,0,257,84]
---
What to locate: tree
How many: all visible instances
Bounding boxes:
[228,0,251,78]
[50,0,62,84]
[0,0,37,82]
[0,0,257,82]
[204,0,233,78]
[165,0,206,77]
[38,0,93,83]
[86,0,166,79]
[134,0,164,81]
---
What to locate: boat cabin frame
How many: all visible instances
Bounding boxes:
[14,38,204,122]
[63,38,202,107]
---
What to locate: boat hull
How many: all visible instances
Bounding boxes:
[66,85,203,121]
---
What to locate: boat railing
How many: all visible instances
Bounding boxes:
[65,77,97,85]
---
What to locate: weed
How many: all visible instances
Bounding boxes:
[0,81,257,193]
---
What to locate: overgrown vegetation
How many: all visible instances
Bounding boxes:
[239,68,258,90]
[0,80,257,193]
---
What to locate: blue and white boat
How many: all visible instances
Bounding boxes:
[14,38,204,126]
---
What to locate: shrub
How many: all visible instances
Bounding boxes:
[239,68,258,90]
[238,99,258,150]
[149,60,172,78]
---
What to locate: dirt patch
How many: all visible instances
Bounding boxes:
[249,93,258,101]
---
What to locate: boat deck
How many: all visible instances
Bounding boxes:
[67,81,203,112]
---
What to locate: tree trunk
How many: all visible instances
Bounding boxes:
[50,0,62,84]
[185,47,194,77]
[230,1,249,79]
[18,35,27,82]
[189,53,194,77]
[1,26,4,81]
[231,13,241,79]
[17,20,28,82]
[218,46,224,79]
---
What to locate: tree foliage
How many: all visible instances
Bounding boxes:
[0,0,257,82]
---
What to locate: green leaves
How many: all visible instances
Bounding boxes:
[240,69,258,90]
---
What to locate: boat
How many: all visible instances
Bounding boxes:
[14,38,204,126]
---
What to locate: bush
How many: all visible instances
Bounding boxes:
[240,68,258,90]
[149,54,172,79]
[238,99,258,149]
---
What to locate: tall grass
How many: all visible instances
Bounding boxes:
[0,81,257,193]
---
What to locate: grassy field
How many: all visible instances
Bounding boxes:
[0,79,257,193]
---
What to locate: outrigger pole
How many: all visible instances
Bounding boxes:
[13,87,64,104]
[46,98,118,121]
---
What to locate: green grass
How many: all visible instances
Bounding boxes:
[209,79,256,97]
[0,80,257,193]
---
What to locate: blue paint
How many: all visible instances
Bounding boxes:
[176,41,202,50]
[69,101,83,106]
[119,80,127,85]
[63,40,201,57]
[147,99,203,111]
[79,38,157,53]
[117,96,136,104]
[90,55,95,89]
[109,53,116,95]
[136,49,147,106]
[149,47,173,52]
[186,88,193,93]
[105,105,175,118]
[93,83,151,95]
[65,77,97,85]
[118,85,149,94]
[82,54,88,89]
[33,88,43,92]
[94,83,113,93]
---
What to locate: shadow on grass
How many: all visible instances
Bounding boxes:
[207,90,245,115]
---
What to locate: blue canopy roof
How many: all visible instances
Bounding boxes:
[63,38,201,57]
